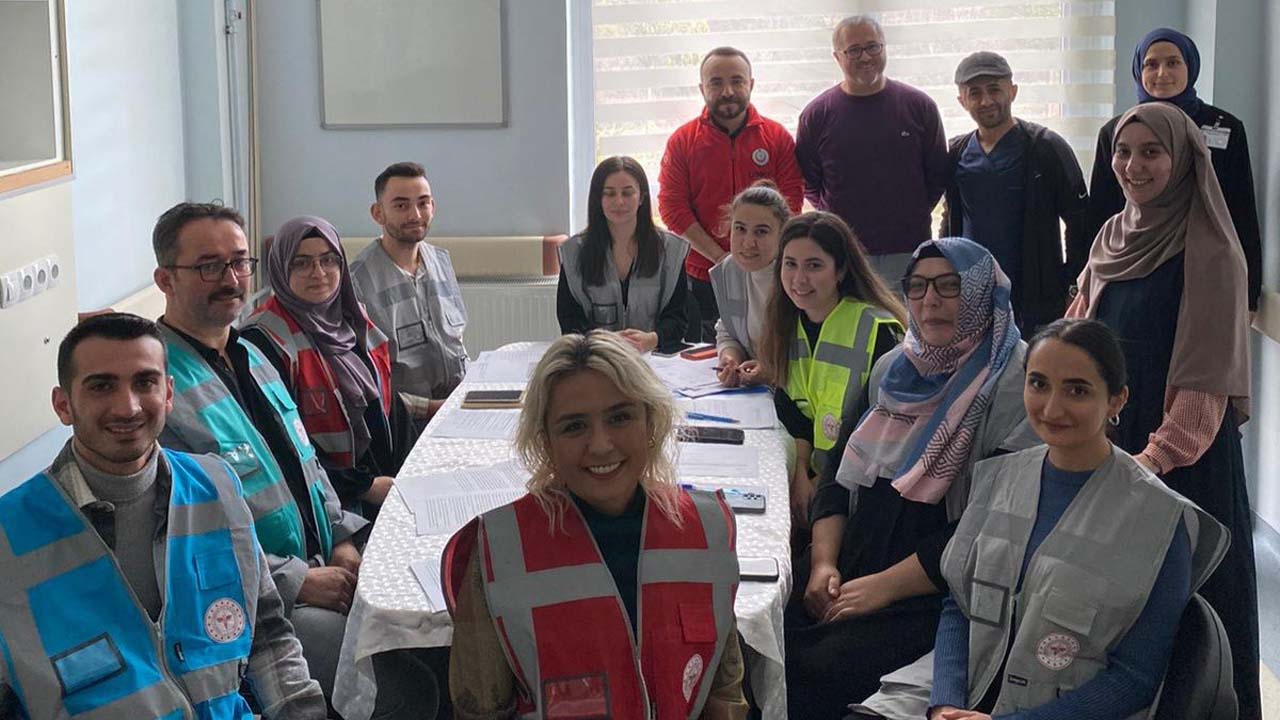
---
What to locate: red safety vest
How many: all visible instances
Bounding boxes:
[245,297,392,468]
[475,490,738,720]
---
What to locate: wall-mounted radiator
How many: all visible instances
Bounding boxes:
[458,277,561,356]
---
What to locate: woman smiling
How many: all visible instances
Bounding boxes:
[448,332,747,719]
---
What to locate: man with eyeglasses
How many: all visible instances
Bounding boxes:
[941,51,1090,334]
[151,201,369,704]
[658,46,804,342]
[796,15,949,285]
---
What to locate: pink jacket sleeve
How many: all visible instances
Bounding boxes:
[1140,388,1228,475]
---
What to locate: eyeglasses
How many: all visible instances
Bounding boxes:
[840,42,885,59]
[902,273,963,300]
[166,257,258,282]
[288,253,342,274]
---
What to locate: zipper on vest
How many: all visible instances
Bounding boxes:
[103,537,197,718]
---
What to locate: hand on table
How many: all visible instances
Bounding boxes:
[617,329,658,353]
[737,360,764,385]
[931,708,990,720]
[360,475,395,506]
[716,356,741,387]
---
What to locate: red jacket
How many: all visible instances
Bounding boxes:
[658,105,804,281]
[475,490,738,719]
[246,297,392,468]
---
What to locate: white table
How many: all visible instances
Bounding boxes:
[333,343,793,719]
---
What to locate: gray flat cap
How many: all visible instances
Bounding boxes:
[955,51,1012,84]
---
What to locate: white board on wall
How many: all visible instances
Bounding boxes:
[318,0,505,127]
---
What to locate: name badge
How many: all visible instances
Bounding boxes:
[395,321,428,350]
[1201,125,1230,150]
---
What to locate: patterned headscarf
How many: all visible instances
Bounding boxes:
[835,238,1020,504]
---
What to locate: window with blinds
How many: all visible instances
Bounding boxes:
[591,1,1115,200]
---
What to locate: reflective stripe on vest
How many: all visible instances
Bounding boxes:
[786,299,900,453]
[709,257,752,356]
[478,490,738,720]
[244,298,394,468]
[558,231,690,333]
[160,325,333,561]
[0,449,261,720]
[349,241,467,399]
[940,446,1228,716]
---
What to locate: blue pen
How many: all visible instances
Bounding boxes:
[686,411,738,424]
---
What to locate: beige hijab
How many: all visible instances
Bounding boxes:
[1078,102,1250,415]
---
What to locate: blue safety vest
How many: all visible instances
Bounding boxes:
[0,449,261,719]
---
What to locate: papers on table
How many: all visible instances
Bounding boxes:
[466,346,548,384]
[427,409,520,440]
[396,461,530,536]
[677,390,777,429]
[646,354,722,397]
[409,557,448,612]
[677,442,759,479]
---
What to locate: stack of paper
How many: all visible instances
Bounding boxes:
[646,354,722,397]
[396,461,530,536]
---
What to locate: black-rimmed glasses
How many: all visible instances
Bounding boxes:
[166,257,258,282]
[840,42,884,58]
[902,273,962,300]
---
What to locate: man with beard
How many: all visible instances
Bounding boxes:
[796,15,949,285]
[150,202,369,704]
[352,162,467,424]
[0,312,327,719]
[940,51,1090,333]
[658,47,803,342]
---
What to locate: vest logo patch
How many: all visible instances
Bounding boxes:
[681,653,704,701]
[751,148,769,166]
[292,418,311,448]
[1036,632,1079,671]
[204,598,246,643]
[822,412,841,441]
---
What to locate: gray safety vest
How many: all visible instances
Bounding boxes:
[708,255,752,355]
[942,446,1228,717]
[350,239,468,399]
[558,230,688,333]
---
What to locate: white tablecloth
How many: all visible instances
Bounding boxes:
[333,343,793,719]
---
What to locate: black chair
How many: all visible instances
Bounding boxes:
[1154,593,1237,720]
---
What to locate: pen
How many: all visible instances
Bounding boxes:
[686,411,739,424]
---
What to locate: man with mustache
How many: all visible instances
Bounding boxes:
[659,47,803,342]
[796,15,949,285]
[0,312,326,719]
[151,201,369,704]
[351,162,467,427]
[941,51,1090,335]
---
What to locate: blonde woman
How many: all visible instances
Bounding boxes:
[448,331,747,719]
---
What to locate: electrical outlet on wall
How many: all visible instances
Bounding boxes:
[17,265,37,302]
[0,272,17,308]
[45,254,60,289]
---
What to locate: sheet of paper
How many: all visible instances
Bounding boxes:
[409,556,448,612]
[467,351,538,383]
[396,461,529,509]
[413,490,524,536]
[676,442,759,479]
[677,391,777,429]
[427,409,520,440]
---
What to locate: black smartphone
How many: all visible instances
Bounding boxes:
[677,425,745,444]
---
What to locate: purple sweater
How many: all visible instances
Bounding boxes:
[796,79,949,255]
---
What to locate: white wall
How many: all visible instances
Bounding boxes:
[0,0,189,489]
[253,0,572,240]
